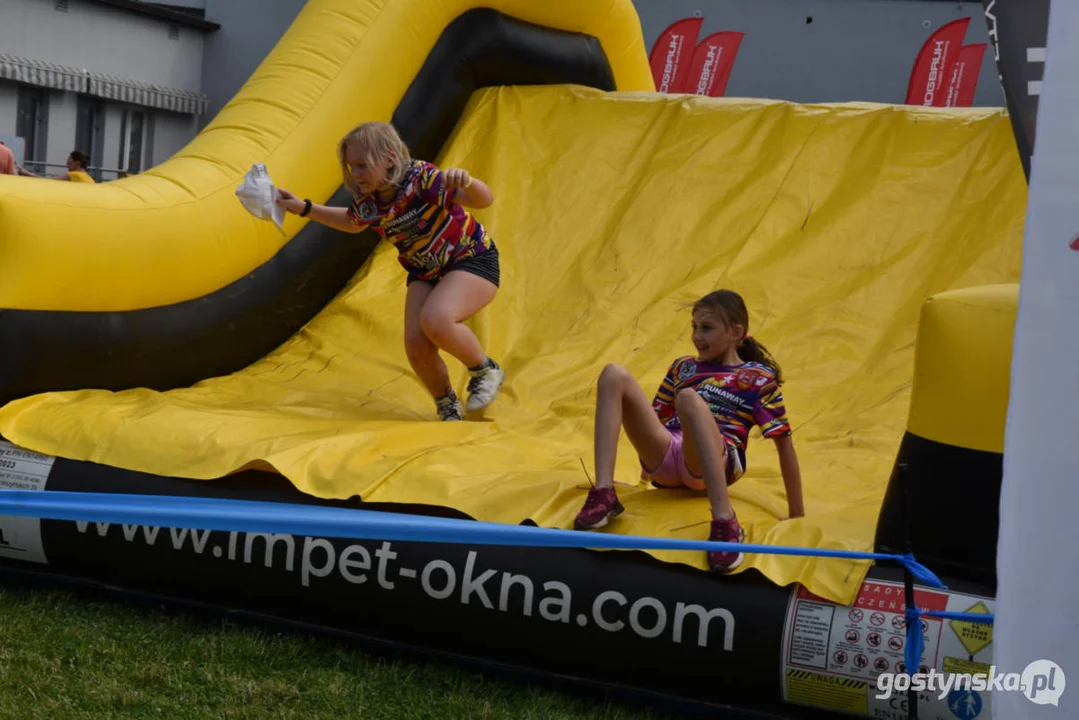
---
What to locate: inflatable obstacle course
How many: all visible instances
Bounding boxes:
[0,85,1026,602]
[0,0,1025,717]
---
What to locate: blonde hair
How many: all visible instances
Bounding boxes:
[337,122,412,195]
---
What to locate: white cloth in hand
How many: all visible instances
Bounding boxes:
[235,163,286,233]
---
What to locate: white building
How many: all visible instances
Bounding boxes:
[0,0,216,181]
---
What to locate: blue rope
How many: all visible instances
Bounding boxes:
[0,489,946,588]
[902,608,994,673]
[921,610,994,624]
[904,605,926,675]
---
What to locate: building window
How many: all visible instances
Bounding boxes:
[118,108,146,174]
[75,96,105,180]
[16,86,47,174]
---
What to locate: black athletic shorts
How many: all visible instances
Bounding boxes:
[406,246,500,288]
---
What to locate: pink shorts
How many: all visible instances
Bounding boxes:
[640,430,744,488]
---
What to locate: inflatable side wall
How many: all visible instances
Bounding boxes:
[875,285,1017,590]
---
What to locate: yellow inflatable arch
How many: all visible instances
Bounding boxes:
[0,0,653,312]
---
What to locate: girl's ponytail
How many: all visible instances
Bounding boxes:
[738,336,784,385]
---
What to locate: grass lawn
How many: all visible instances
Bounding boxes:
[0,583,670,719]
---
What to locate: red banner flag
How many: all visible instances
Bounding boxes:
[944,43,987,107]
[648,17,704,94]
[685,31,744,98]
[905,17,971,107]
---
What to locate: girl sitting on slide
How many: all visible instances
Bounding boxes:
[276,122,504,421]
[573,289,805,573]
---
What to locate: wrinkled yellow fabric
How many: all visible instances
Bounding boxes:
[0,87,1027,605]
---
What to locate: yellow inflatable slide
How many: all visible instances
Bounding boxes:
[0,0,1026,610]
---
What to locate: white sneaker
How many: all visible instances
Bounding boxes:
[465,359,505,411]
[436,392,465,421]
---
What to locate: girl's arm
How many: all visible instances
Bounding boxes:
[443,168,493,209]
[276,190,364,233]
[773,433,805,518]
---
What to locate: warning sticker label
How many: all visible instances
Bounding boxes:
[0,439,54,565]
[785,581,948,682]
[781,579,997,719]
[785,669,867,713]
[948,601,993,655]
[789,597,834,669]
[0,440,54,490]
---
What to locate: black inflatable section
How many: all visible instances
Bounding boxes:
[873,432,1002,591]
[395,9,615,162]
[0,8,617,407]
[0,443,998,718]
[0,447,888,720]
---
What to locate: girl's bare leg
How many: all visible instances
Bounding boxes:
[674,388,745,571]
[674,388,735,519]
[418,270,497,367]
[404,280,451,398]
[593,364,672,488]
[576,364,671,530]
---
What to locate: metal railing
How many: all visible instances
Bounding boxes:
[20,161,139,183]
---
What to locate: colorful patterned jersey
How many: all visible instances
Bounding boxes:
[652,356,791,452]
[346,159,494,280]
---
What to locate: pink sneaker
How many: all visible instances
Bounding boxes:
[574,487,624,530]
[707,515,745,572]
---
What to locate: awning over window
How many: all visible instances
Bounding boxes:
[83,70,206,115]
[0,54,206,115]
[0,54,83,92]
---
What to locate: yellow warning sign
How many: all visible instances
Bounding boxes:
[948,601,993,655]
[943,656,993,678]
[786,669,868,713]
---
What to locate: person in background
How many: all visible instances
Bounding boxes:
[0,142,15,175]
[18,150,95,183]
